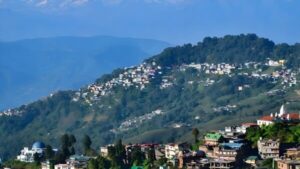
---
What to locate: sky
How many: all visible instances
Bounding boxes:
[0,0,300,44]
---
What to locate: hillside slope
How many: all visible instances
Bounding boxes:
[1,34,300,159]
[0,36,170,110]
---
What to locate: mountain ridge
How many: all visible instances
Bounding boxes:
[1,34,300,160]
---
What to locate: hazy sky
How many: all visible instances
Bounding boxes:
[0,0,299,44]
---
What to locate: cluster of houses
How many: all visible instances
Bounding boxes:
[45,155,90,169]
[72,62,162,104]
[213,105,237,113]
[180,63,236,75]
[1,58,298,117]
[70,58,297,110]
[179,59,297,89]
[160,76,174,89]
[7,104,299,169]
[0,109,22,117]
[114,109,164,132]
[100,105,300,169]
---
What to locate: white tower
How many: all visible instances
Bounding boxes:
[279,104,286,117]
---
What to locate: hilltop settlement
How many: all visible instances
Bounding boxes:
[1,104,299,169]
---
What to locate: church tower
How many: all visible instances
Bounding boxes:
[279,104,286,117]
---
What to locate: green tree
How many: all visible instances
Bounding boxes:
[69,134,77,146]
[44,145,54,160]
[54,152,66,164]
[143,159,152,169]
[97,156,111,169]
[57,133,77,162]
[192,128,200,143]
[82,134,92,155]
[147,146,156,164]
[33,153,41,164]
[70,146,75,155]
[88,158,98,169]
[131,146,145,166]
[108,139,127,169]
[61,134,70,148]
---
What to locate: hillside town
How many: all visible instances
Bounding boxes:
[0,58,298,117]
[71,58,298,116]
[1,104,299,169]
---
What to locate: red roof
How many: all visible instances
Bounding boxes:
[282,113,300,120]
[259,115,274,121]
[258,113,299,121]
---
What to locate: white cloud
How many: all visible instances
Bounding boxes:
[59,0,89,8]
[73,0,89,5]
[36,0,48,7]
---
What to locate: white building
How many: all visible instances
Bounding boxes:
[54,164,70,169]
[165,143,189,160]
[257,105,300,126]
[54,155,90,169]
[17,141,45,162]
[41,161,51,169]
[257,115,274,126]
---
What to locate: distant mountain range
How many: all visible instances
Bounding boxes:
[1,34,300,160]
[0,36,170,110]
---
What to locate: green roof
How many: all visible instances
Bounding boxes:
[131,166,144,169]
[246,156,258,161]
[205,133,222,140]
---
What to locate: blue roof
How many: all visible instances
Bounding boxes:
[32,141,46,149]
[220,143,243,149]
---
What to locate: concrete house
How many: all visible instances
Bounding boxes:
[257,138,280,159]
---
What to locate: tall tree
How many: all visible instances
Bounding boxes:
[33,152,41,164]
[60,134,70,159]
[192,128,200,143]
[70,146,76,155]
[59,133,77,161]
[61,134,70,148]
[131,146,145,166]
[69,134,77,146]
[82,134,92,155]
[109,139,127,168]
[44,145,54,160]
[147,146,156,164]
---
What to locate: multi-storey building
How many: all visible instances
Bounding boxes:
[204,133,223,147]
[257,138,280,159]
[165,143,189,160]
[277,159,300,169]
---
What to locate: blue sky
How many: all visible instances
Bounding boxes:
[0,0,299,44]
